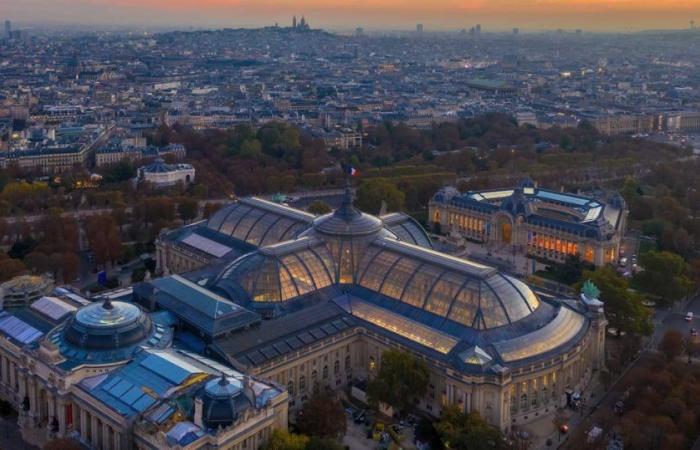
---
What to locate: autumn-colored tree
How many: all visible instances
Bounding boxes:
[659,330,684,361]
[177,198,199,223]
[0,254,26,282]
[43,438,83,450]
[85,214,122,266]
[202,202,223,219]
[296,392,346,439]
[307,200,332,215]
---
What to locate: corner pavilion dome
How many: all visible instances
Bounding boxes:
[200,374,254,429]
[63,299,153,350]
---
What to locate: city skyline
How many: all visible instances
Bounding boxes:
[2,0,700,32]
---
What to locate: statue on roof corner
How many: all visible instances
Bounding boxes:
[581,279,601,300]
[580,279,604,312]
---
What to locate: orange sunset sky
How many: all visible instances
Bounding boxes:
[2,0,700,31]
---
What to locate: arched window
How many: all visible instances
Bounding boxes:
[287,380,295,396]
[520,394,527,410]
[345,355,351,371]
[334,360,340,375]
[510,396,517,413]
[322,365,328,380]
[542,386,548,404]
[299,376,306,392]
[311,370,318,382]
[369,356,376,371]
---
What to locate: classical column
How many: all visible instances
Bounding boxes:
[79,409,87,440]
[91,416,99,447]
[1,356,7,384]
[56,399,66,435]
[28,379,37,418]
[113,430,121,450]
[102,423,111,450]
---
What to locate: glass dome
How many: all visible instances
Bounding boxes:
[63,299,153,350]
[200,374,254,429]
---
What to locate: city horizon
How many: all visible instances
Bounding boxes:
[1,0,699,33]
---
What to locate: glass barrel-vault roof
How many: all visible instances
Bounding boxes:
[493,306,585,362]
[349,299,458,354]
[214,237,335,303]
[356,238,540,329]
[206,197,314,248]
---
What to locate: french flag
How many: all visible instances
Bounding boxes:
[347,165,358,177]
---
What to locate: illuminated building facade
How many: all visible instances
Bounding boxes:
[0,292,287,449]
[429,179,627,267]
[149,186,606,432]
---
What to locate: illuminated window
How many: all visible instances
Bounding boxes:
[369,356,376,371]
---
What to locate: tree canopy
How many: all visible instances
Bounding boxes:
[634,251,694,306]
[366,349,429,414]
[296,392,346,439]
[307,200,332,215]
[435,407,505,450]
[355,178,405,215]
[580,266,652,336]
[260,429,309,450]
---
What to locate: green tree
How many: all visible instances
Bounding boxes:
[297,392,346,439]
[634,251,694,306]
[355,179,405,215]
[239,139,262,159]
[260,429,309,450]
[366,349,429,414]
[307,200,332,215]
[177,198,199,223]
[304,437,344,450]
[579,266,652,336]
[435,407,505,450]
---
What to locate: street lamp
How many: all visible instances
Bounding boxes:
[559,424,569,443]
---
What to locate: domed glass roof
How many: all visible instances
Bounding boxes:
[200,374,254,429]
[310,186,383,237]
[205,374,243,397]
[63,299,153,350]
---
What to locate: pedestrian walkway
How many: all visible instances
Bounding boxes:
[526,372,606,450]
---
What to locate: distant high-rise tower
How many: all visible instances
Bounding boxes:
[513,27,519,35]
[691,19,696,29]
[475,24,481,34]
[355,27,364,37]
[292,16,297,28]
[416,23,424,33]
[4,20,10,40]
